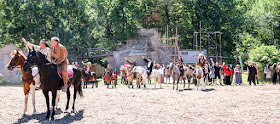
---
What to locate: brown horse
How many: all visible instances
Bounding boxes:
[120,68,127,84]
[6,50,40,115]
[111,71,118,87]
[81,70,98,88]
[103,71,113,88]
[125,66,135,88]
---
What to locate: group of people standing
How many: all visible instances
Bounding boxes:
[193,54,243,86]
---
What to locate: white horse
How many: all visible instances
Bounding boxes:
[194,66,205,90]
[131,66,162,88]
[170,63,192,90]
[182,66,192,89]
[169,63,180,90]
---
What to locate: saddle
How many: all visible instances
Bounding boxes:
[58,66,74,79]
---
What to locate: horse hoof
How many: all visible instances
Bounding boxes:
[32,112,36,116]
[71,110,75,113]
[64,110,68,113]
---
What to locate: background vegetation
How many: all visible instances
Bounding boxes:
[1,0,279,78]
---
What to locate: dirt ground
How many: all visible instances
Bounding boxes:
[0,83,280,124]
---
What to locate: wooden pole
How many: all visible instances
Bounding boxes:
[219,33,222,63]
[195,33,198,51]
[199,21,202,51]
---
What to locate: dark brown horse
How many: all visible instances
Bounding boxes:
[81,70,98,88]
[6,50,40,115]
[23,49,83,120]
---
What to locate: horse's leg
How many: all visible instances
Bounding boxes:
[43,90,50,119]
[188,79,190,89]
[160,76,162,89]
[30,84,36,115]
[183,78,185,88]
[55,90,60,110]
[143,77,146,89]
[154,78,156,88]
[72,87,77,113]
[24,93,28,115]
[65,87,71,112]
[173,77,175,90]
[51,90,57,120]
[197,79,199,90]
[177,78,179,90]
[202,78,205,90]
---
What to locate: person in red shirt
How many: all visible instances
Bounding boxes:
[222,62,232,85]
[229,64,234,84]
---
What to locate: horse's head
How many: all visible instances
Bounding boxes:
[6,50,26,71]
[23,48,39,72]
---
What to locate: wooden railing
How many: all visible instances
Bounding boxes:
[68,48,113,59]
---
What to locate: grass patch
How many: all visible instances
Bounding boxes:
[0,82,21,86]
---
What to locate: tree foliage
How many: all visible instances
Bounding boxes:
[0,0,279,66]
[249,45,280,74]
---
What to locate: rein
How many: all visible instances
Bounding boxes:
[22,72,39,93]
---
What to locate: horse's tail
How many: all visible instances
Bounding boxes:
[78,81,83,97]
[272,69,277,84]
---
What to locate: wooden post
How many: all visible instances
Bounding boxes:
[219,33,222,64]
[199,21,202,51]
[207,32,209,60]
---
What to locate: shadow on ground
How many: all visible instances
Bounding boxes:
[14,108,84,124]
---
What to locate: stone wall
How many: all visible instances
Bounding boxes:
[0,45,24,83]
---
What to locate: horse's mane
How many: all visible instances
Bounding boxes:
[35,50,50,63]
[10,50,27,60]
[18,51,27,60]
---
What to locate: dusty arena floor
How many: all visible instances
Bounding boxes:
[0,83,280,123]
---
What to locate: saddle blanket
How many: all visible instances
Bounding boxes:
[58,66,74,79]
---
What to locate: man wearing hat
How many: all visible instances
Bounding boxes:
[142,56,153,79]
[50,37,69,92]
[21,38,51,62]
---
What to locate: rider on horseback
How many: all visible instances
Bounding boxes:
[142,56,153,78]
[196,53,209,74]
[22,38,51,62]
[104,64,113,76]
[50,37,69,92]
[125,57,138,69]
[82,61,92,74]
[22,37,51,90]
[177,56,184,76]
